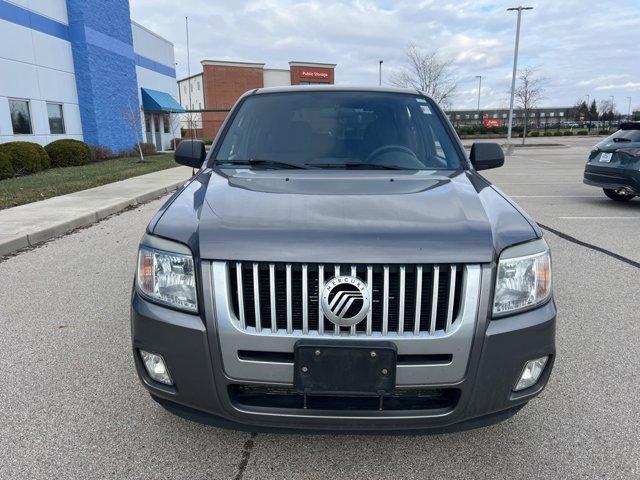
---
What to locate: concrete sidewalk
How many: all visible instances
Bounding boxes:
[0,166,192,257]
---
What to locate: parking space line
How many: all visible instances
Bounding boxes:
[558,216,640,220]
[510,195,600,198]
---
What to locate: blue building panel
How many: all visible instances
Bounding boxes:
[67,0,141,151]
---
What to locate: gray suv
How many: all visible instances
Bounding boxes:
[131,86,556,433]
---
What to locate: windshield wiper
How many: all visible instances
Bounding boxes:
[216,159,311,169]
[304,162,409,170]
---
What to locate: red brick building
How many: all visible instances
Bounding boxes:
[177,60,336,140]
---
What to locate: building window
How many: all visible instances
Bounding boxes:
[46,103,65,134]
[162,114,170,133]
[559,112,564,117]
[9,99,32,134]
[197,81,200,91]
[550,112,555,117]
[502,113,507,118]
[455,114,460,119]
[492,113,498,119]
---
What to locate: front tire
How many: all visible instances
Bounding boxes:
[603,188,635,202]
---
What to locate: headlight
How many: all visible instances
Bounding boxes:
[137,245,198,312]
[493,239,552,317]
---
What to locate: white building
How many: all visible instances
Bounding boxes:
[0,0,183,152]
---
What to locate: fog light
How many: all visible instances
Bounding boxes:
[140,350,173,385]
[514,356,548,391]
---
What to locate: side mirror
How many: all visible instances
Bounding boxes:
[470,142,505,171]
[175,140,206,168]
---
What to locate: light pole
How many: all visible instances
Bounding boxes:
[506,6,533,148]
[626,96,632,120]
[585,94,591,130]
[475,75,482,129]
[609,95,615,127]
[379,60,383,86]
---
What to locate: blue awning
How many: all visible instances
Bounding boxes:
[141,88,185,113]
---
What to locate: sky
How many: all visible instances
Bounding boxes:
[129,0,640,112]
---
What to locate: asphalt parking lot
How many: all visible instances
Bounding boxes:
[1,136,639,479]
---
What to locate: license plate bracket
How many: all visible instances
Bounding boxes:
[294,340,397,396]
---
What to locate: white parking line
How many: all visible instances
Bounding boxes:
[558,216,640,220]
[499,182,580,185]
[511,195,600,198]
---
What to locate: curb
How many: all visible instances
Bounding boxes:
[0,180,185,259]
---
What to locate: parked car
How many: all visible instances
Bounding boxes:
[583,123,640,201]
[131,86,556,433]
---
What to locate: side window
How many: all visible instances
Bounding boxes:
[9,99,32,134]
[47,103,65,134]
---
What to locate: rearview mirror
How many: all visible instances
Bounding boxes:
[175,140,206,168]
[470,142,504,171]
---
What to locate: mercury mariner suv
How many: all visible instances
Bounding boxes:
[131,86,556,433]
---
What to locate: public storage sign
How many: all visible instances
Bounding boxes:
[300,68,330,80]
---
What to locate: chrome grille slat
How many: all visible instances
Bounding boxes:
[269,263,277,333]
[398,266,405,335]
[228,262,464,337]
[446,265,456,332]
[414,266,423,336]
[235,262,245,329]
[366,266,373,336]
[286,264,292,334]
[252,263,261,332]
[334,265,340,335]
[430,265,439,336]
[382,265,389,336]
[302,264,309,334]
[318,265,325,335]
[350,265,357,335]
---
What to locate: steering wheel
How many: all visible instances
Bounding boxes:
[365,145,424,169]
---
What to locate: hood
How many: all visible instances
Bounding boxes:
[151,169,539,264]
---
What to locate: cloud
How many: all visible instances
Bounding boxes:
[129,0,640,110]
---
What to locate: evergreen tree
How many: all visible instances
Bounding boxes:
[589,100,598,121]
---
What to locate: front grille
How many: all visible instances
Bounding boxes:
[227,262,464,336]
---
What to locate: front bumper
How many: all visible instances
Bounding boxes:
[131,263,556,432]
[583,163,640,195]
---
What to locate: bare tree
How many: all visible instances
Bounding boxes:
[514,67,545,144]
[122,102,146,162]
[389,44,458,108]
[598,99,615,121]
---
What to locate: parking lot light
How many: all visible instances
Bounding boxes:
[140,350,173,385]
[514,356,548,391]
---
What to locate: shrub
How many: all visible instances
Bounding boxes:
[529,131,540,137]
[554,131,565,136]
[598,130,611,135]
[204,139,214,146]
[0,150,14,180]
[0,141,50,174]
[45,139,91,167]
[138,143,157,155]
[170,138,182,150]
[563,131,574,136]
[576,130,589,136]
[543,131,554,136]
[89,144,113,162]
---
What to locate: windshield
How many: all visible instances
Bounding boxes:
[598,128,640,148]
[215,91,462,170]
